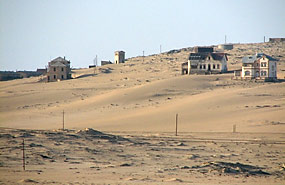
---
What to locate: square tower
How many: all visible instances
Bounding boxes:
[114,51,125,64]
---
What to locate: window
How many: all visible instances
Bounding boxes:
[213,64,216,69]
[245,71,250,76]
[261,62,267,67]
[61,75,64,79]
[54,75,56,79]
[208,57,210,60]
[54,67,56,71]
[203,64,206,69]
[199,65,202,69]
[191,65,197,69]
[256,63,259,67]
[272,65,274,70]
[217,64,220,69]
[48,76,50,81]
[261,71,267,76]
[61,67,64,71]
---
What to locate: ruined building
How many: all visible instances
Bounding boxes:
[47,57,71,82]
[114,51,125,64]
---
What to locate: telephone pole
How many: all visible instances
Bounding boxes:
[62,110,65,131]
[175,113,178,136]
[22,139,25,171]
[93,55,97,76]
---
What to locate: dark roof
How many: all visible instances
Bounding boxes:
[242,53,278,64]
[189,52,226,61]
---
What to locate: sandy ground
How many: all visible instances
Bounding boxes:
[0,128,285,184]
[0,42,285,184]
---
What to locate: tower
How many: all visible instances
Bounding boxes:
[114,51,125,64]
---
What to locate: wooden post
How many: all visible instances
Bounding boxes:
[22,138,25,171]
[233,124,236,133]
[175,113,178,136]
[62,110,65,131]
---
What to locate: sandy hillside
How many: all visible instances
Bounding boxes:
[0,42,285,133]
[0,42,285,184]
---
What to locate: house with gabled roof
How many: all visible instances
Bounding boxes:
[182,47,228,75]
[234,53,278,81]
[47,57,71,82]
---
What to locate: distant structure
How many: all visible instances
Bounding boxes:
[269,38,285,42]
[182,47,228,75]
[101,60,112,66]
[233,53,278,81]
[218,44,233,50]
[114,51,125,64]
[47,57,71,82]
[0,70,46,81]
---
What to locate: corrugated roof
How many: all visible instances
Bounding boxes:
[242,53,278,63]
[189,52,226,61]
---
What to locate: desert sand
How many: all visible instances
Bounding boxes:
[0,42,285,184]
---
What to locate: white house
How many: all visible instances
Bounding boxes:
[234,53,277,81]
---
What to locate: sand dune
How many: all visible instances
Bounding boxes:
[0,42,285,184]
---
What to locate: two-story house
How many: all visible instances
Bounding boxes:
[47,57,71,82]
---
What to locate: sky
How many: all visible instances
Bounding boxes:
[0,0,285,71]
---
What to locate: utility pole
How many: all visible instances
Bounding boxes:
[93,55,97,76]
[175,113,178,136]
[264,36,265,43]
[233,124,236,133]
[22,139,25,171]
[62,110,65,131]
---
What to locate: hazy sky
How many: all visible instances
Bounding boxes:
[0,0,284,71]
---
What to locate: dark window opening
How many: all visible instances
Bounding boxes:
[61,75,64,79]
[217,64,220,69]
[61,67,64,71]
[54,67,56,71]
[213,64,216,69]
[54,75,56,79]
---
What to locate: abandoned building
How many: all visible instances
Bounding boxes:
[233,53,278,81]
[114,51,125,64]
[269,38,285,42]
[218,44,233,50]
[47,57,71,82]
[101,60,112,66]
[182,47,228,75]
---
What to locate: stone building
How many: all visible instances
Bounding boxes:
[218,44,234,50]
[114,51,125,64]
[47,57,71,82]
[182,47,228,75]
[101,60,112,66]
[234,53,278,81]
[269,38,285,42]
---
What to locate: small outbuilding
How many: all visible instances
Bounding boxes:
[218,44,233,50]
